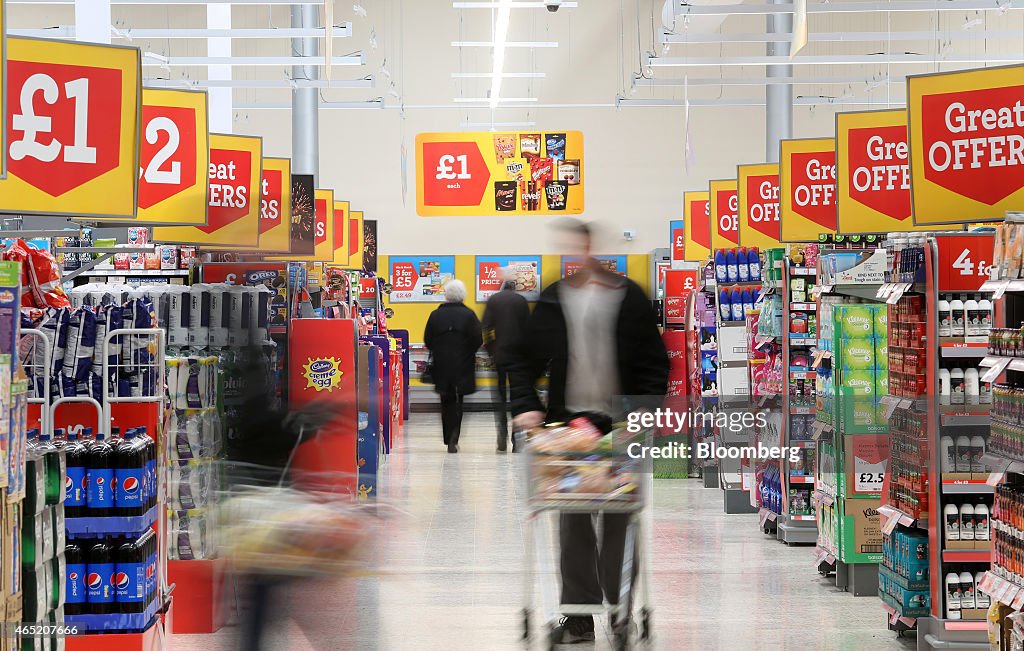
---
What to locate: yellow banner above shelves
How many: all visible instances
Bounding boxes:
[257,157,291,253]
[835,109,929,235]
[737,163,781,250]
[153,133,262,247]
[349,210,364,270]
[709,179,739,251]
[116,87,209,225]
[908,64,1024,225]
[415,131,583,216]
[780,138,837,242]
[0,37,141,219]
[270,188,334,262]
[332,200,350,266]
[683,191,711,262]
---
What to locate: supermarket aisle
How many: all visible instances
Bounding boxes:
[175,413,914,650]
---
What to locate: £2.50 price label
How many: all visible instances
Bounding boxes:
[936,233,995,292]
[0,38,141,219]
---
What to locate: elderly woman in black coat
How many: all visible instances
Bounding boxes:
[424,279,483,453]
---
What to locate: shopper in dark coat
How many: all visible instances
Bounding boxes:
[482,270,531,452]
[424,279,483,453]
[506,220,669,645]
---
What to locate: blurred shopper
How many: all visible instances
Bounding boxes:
[482,267,531,452]
[508,220,668,643]
[424,279,483,453]
[228,346,334,651]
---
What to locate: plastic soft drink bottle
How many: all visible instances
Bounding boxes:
[115,429,145,517]
[133,427,156,510]
[86,432,115,516]
[115,533,148,615]
[86,540,115,614]
[36,431,64,506]
[65,430,89,518]
[65,541,86,616]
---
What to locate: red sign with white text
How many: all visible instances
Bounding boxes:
[847,125,910,220]
[198,147,253,234]
[710,180,739,250]
[665,269,699,297]
[780,138,837,242]
[260,168,283,234]
[0,38,141,219]
[138,105,198,209]
[741,167,781,246]
[420,141,492,207]
[936,233,995,292]
[671,223,685,262]
[684,192,711,261]
[478,261,501,295]
[908,66,1024,224]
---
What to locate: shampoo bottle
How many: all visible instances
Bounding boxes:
[946,573,961,619]
[964,295,980,336]
[938,294,952,337]
[975,503,990,541]
[940,436,955,473]
[944,503,960,541]
[959,572,976,610]
[965,368,980,405]
[960,503,976,541]
[951,295,966,337]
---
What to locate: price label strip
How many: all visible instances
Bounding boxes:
[982,357,1011,384]
[854,456,886,493]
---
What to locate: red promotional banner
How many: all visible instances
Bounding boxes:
[836,110,928,235]
[683,191,711,262]
[0,38,141,219]
[935,233,995,293]
[737,163,781,249]
[780,138,837,242]
[670,220,685,263]
[709,180,739,250]
[908,65,1024,224]
[664,268,699,297]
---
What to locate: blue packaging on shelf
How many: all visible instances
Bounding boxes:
[65,505,157,537]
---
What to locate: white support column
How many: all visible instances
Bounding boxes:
[291,4,319,183]
[75,0,111,44]
[207,4,233,134]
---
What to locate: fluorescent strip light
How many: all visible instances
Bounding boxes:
[451,41,558,47]
[489,1,513,108]
[648,53,1024,67]
[11,26,354,39]
[142,54,365,67]
[661,29,1024,44]
[146,77,374,89]
[11,0,323,4]
[455,97,538,103]
[234,100,385,110]
[461,121,538,128]
[671,0,1024,15]
[454,1,577,7]
[634,76,899,87]
[451,72,545,78]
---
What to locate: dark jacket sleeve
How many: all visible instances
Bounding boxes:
[481,300,496,357]
[423,310,436,350]
[620,281,670,406]
[506,286,559,416]
[466,308,483,352]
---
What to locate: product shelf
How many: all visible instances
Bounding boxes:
[941,550,991,564]
[982,451,1024,475]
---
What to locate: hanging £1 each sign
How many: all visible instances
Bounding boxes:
[0,37,141,219]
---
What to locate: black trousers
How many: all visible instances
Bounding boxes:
[440,392,464,446]
[560,512,634,609]
[492,366,510,446]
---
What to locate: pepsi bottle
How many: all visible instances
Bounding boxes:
[65,430,89,518]
[115,429,145,517]
[86,432,115,516]
[65,541,86,616]
[136,427,156,510]
[86,540,115,614]
[115,533,148,614]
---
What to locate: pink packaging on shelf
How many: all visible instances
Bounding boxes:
[179,246,198,269]
[127,227,149,246]
[160,246,179,270]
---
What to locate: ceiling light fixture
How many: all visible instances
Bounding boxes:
[489,0,514,108]
[455,97,538,103]
[451,41,557,47]
[451,72,545,78]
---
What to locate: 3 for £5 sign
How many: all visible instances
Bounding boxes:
[908,64,1024,225]
[836,109,927,235]
[780,138,837,242]
[0,37,141,219]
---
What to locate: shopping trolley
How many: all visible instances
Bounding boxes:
[520,423,654,650]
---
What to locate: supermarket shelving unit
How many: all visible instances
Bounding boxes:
[778,262,819,545]
[698,271,721,489]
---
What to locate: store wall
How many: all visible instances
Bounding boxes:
[380,254,650,342]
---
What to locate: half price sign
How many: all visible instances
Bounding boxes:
[709,179,739,250]
[0,37,141,219]
[936,233,995,292]
[780,138,837,242]
[908,64,1024,225]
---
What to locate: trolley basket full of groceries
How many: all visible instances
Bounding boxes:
[520,417,654,651]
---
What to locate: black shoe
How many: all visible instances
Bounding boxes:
[448,444,459,454]
[551,616,595,644]
[497,436,508,452]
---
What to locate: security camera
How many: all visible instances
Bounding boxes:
[546,0,562,12]
[623,229,636,241]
